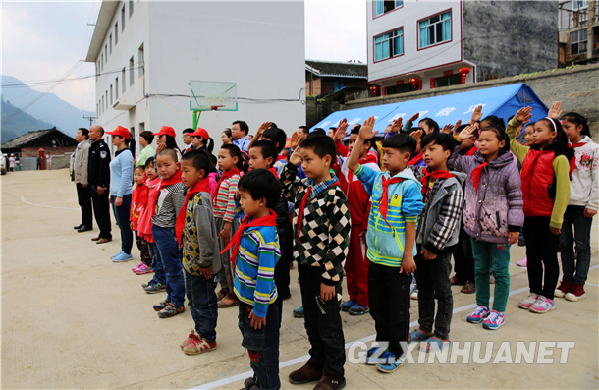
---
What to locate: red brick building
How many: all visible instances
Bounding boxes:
[305,60,370,101]
[1,128,77,157]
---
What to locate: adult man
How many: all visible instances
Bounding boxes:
[231,120,250,152]
[74,128,93,232]
[87,125,112,244]
[182,128,195,154]
[298,126,309,141]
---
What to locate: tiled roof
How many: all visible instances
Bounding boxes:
[1,128,63,149]
[306,60,367,78]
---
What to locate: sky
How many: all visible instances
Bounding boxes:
[1,0,367,113]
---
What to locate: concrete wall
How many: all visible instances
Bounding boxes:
[463,1,558,82]
[344,63,599,138]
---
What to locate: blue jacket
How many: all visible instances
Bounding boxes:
[109,148,134,197]
[354,165,424,267]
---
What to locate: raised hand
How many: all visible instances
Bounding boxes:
[454,119,462,129]
[458,124,477,141]
[256,122,272,138]
[390,116,403,134]
[515,106,533,123]
[333,118,349,140]
[469,105,483,124]
[409,129,423,141]
[548,101,563,119]
[408,112,420,123]
[441,124,454,134]
[358,116,379,139]
[290,131,300,150]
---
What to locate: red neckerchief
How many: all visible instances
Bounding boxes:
[419,169,455,195]
[175,179,211,244]
[379,175,405,229]
[469,162,489,192]
[408,152,423,166]
[296,181,339,244]
[464,146,477,156]
[157,170,183,193]
[568,141,585,173]
[276,154,286,162]
[220,209,278,266]
[269,167,279,178]
[212,169,240,203]
[570,141,586,148]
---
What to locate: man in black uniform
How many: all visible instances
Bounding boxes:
[87,125,112,244]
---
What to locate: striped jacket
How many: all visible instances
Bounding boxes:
[233,224,280,317]
[213,173,240,223]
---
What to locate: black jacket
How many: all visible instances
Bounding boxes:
[88,139,111,188]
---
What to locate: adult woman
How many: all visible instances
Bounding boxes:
[190,127,217,166]
[153,126,182,161]
[137,131,155,167]
[106,126,135,262]
[221,129,233,145]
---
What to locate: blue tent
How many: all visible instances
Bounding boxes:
[310,83,548,135]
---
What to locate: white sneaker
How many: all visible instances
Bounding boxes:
[518,293,539,309]
[528,296,556,313]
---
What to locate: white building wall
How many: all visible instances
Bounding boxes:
[367,0,463,84]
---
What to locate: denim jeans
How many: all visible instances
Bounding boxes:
[414,247,454,340]
[185,270,219,343]
[523,216,560,300]
[238,301,281,390]
[560,205,593,284]
[152,225,186,306]
[470,239,511,312]
[368,261,410,358]
[298,264,345,376]
[110,194,133,254]
[147,242,166,286]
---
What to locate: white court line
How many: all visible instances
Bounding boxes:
[21,195,79,210]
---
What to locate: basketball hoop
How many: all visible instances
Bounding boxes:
[211,105,224,111]
[188,81,238,129]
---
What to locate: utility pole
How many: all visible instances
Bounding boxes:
[83,115,96,128]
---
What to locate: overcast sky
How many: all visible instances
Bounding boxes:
[1,0,367,113]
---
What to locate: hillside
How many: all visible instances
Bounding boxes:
[1,75,94,138]
[1,98,55,142]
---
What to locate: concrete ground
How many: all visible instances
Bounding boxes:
[2,169,598,389]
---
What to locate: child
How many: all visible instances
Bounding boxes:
[131,165,153,275]
[556,111,598,301]
[507,107,573,313]
[177,150,220,355]
[333,119,380,315]
[349,116,424,373]
[407,132,465,348]
[151,149,187,317]
[450,124,523,329]
[214,144,245,307]
[139,157,167,293]
[223,169,282,390]
[282,134,351,389]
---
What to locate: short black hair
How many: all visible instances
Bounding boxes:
[145,156,155,168]
[140,131,154,143]
[262,128,287,153]
[249,140,278,165]
[238,169,281,208]
[233,120,249,135]
[382,133,417,158]
[480,115,506,131]
[421,132,456,154]
[419,118,439,133]
[299,135,336,160]
[157,148,179,163]
[134,165,145,173]
[220,143,247,171]
[351,126,372,149]
[181,148,213,173]
[308,129,326,137]
[299,126,309,134]
[79,128,89,139]
[182,128,194,135]
[479,124,511,152]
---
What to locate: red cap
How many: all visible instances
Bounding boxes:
[152,126,176,138]
[189,128,209,140]
[106,126,131,139]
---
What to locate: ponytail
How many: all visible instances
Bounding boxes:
[561,112,591,139]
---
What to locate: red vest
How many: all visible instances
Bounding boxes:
[520,149,555,217]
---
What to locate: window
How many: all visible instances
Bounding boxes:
[129,0,134,17]
[101,96,104,113]
[572,0,589,10]
[100,54,103,70]
[115,22,118,44]
[418,11,452,48]
[130,57,135,86]
[138,44,144,77]
[121,5,126,31]
[434,75,461,88]
[110,85,113,105]
[96,62,99,81]
[386,83,417,95]
[374,28,403,61]
[96,103,99,118]
[122,68,126,93]
[374,1,403,17]
[109,34,112,54]
[104,44,108,62]
[115,78,119,100]
[105,91,108,109]
[572,29,588,55]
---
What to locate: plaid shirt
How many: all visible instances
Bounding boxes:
[281,163,351,285]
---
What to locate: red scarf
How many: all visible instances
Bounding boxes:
[419,169,456,194]
[175,179,211,244]
[570,141,586,148]
[408,152,423,166]
[296,181,339,243]
[469,162,489,193]
[269,167,279,178]
[276,154,286,162]
[157,170,183,193]
[464,146,477,156]
[379,176,405,229]
[220,209,278,266]
[212,169,240,203]
[569,141,586,173]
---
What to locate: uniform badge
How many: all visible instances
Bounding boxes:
[100,151,107,159]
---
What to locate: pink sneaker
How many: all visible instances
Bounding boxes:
[132,262,144,272]
[516,257,527,267]
[529,296,556,313]
[135,264,154,275]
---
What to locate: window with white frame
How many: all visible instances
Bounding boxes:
[571,29,588,55]
[374,28,403,61]
[418,11,451,48]
[374,1,403,17]
[572,0,589,10]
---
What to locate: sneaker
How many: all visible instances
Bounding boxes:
[516,257,527,267]
[482,310,505,330]
[216,289,228,301]
[348,304,369,316]
[158,302,185,318]
[341,299,357,311]
[144,282,166,294]
[554,280,572,298]
[565,283,586,302]
[518,293,539,309]
[365,346,387,365]
[132,262,144,272]
[113,252,133,262]
[376,352,407,373]
[135,264,154,275]
[183,336,217,355]
[141,280,152,289]
[153,298,170,311]
[466,306,490,323]
[111,250,124,259]
[410,287,418,300]
[180,329,197,349]
[528,296,556,313]
[293,306,304,318]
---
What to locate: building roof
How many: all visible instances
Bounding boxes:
[1,128,74,150]
[305,60,367,79]
[85,1,120,62]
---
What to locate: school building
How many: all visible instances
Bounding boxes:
[367,1,558,96]
[85,1,305,156]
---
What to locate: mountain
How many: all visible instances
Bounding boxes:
[1,75,95,138]
[1,98,56,143]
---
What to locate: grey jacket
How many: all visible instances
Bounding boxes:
[182,192,221,276]
[74,141,90,185]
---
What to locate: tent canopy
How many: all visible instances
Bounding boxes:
[310,83,548,136]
